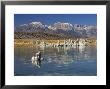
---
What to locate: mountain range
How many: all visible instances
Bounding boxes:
[14,22,97,39]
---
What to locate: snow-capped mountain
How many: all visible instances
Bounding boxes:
[73,24,97,38]
[48,22,73,31]
[15,22,48,32]
[15,21,97,39]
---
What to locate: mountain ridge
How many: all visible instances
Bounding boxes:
[15,21,97,39]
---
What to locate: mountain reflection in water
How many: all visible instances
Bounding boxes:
[14,45,97,76]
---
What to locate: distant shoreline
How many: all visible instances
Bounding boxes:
[14,39,96,47]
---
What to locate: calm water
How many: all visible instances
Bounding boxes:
[14,45,97,76]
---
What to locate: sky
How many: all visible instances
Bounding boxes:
[14,14,97,26]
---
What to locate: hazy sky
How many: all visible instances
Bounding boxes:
[14,14,97,26]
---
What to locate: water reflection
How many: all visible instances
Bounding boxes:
[14,45,97,76]
[15,45,96,65]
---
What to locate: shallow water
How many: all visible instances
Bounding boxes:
[14,45,97,76]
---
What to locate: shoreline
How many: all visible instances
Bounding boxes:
[14,39,96,47]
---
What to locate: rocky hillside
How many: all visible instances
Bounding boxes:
[15,22,97,39]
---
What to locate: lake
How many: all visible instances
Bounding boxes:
[14,45,97,76]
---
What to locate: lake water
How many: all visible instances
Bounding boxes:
[14,45,97,76]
